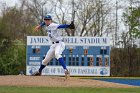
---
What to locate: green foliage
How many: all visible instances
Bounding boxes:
[0,38,11,53]
[123,7,140,38]
[0,40,26,75]
[0,6,36,75]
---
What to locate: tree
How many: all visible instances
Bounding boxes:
[0,3,35,75]
[22,0,49,35]
[50,0,73,36]
[123,7,140,38]
[122,0,140,48]
[21,0,116,37]
[0,6,36,40]
[0,40,26,75]
[74,0,115,36]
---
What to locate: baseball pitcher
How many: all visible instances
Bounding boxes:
[32,15,75,79]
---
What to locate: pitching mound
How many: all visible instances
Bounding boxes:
[0,75,138,88]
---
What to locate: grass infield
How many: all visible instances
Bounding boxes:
[0,86,140,93]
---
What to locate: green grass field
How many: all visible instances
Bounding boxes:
[0,86,140,93]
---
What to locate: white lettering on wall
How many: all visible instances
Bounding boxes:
[27,36,110,46]
[29,57,40,60]
[26,66,110,76]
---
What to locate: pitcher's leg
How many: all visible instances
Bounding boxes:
[32,46,55,76]
[55,42,69,79]
[39,48,55,73]
[55,42,67,70]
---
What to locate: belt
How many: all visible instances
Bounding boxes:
[52,40,64,44]
[52,41,60,44]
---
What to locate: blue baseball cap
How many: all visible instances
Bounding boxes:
[44,15,52,20]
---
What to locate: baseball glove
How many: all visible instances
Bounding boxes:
[69,21,75,29]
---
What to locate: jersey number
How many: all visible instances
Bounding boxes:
[48,30,52,38]
[49,34,52,38]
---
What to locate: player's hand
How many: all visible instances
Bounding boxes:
[34,25,41,31]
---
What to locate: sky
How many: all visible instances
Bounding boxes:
[0,0,19,15]
[0,0,19,7]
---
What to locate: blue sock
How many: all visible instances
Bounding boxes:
[58,57,67,70]
[39,64,46,73]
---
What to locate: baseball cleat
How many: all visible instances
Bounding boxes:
[32,71,41,76]
[65,70,70,79]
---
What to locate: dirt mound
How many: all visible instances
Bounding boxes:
[0,75,138,88]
